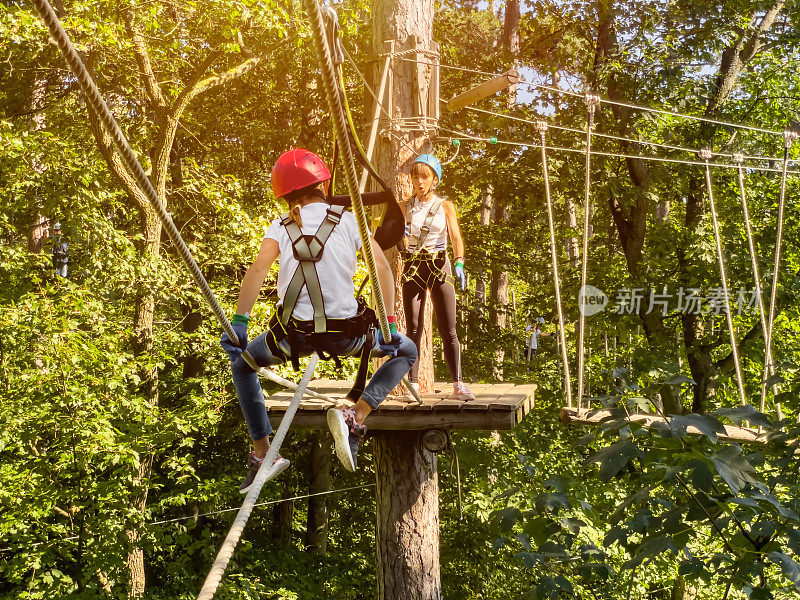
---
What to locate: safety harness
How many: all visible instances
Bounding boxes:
[402,197,455,288]
[265,201,377,401]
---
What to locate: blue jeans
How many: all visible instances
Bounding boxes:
[230,328,417,441]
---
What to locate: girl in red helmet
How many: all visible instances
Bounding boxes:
[221,149,416,490]
[401,154,474,400]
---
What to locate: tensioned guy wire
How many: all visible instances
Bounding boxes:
[0,484,375,553]
[763,130,798,419]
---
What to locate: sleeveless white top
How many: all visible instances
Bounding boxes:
[406,194,448,252]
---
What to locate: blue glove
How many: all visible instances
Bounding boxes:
[454,260,466,290]
[221,321,248,363]
[378,331,404,359]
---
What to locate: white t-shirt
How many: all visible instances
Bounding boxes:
[265,202,363,321]
[406,194,448,252]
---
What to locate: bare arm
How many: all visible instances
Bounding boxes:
[236,238,280,315]
[444,200,465,260]
[370,237,395,318]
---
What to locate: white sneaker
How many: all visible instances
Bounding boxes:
[453,382,475,401]
[403,381,420,402]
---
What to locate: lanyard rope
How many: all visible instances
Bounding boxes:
[699,149,747,406]
[537,122,572,408]
[576,95,600,408]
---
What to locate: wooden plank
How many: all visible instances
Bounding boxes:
[269,409,518,431]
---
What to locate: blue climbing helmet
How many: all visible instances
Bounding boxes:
[413,154,442,183]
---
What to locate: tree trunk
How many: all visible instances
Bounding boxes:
[375,432,440,600]
[372,0,435,391]
[305,431,331,554]
[270,480,294,544]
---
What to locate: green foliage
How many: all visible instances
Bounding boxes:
[3,0,800,599]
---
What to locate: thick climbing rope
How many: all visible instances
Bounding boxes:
[305,0,422,404]
[576,95,600,408]
[763,129,798,415]
[536,121,573,408]
[699,148,747,407]
[732,154,778,415]
[197,354,319,600]
[30,0,337,407]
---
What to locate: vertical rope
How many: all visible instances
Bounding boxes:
[304,0,422,404]
[764,130,797,417]
[576,95,600,409]
[700,149,746,406]
[197,353,319,600]
[732,155,777,414]
[537,122,572,408]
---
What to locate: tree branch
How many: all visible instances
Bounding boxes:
[122,9,167,111]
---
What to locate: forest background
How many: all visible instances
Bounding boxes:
[2,0,800,598]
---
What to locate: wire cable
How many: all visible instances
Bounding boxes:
[416,58,786,136]
[733,157,778,415]
[763,131,797,419]
[462,106,789,163]
[436,126,800,174]
[0,484,376,553]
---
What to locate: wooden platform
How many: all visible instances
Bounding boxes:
[264,380,537,431]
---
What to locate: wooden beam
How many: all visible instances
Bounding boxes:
[445,68,520,112]
[270,408,519,431]
[560,407,772,445]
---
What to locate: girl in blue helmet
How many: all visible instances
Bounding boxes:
[400,154,474,400]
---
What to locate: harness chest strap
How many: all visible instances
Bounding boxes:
[280,204,347,334]
[406,197,444,254]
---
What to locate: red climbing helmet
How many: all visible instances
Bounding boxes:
[271,149,331,198]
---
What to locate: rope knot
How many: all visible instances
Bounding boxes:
[732,153,744,164]
[584,93,601,111]
[535,120,548,134]
[699,147,713,161]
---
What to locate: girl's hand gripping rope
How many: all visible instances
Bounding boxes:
[220,314,249,362]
